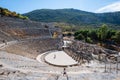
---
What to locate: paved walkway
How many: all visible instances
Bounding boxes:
[0,40,18,49]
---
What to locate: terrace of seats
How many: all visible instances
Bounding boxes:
[2,38,61,59]
[63,40,120,69]
[0,49,120,80]
[0,16,62,43]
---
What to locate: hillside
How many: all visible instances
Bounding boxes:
[0,7,28,19]
[23,9,120,29]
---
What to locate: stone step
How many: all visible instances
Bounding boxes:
[58,75,68,80]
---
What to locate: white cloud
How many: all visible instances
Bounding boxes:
[96,1,120,13]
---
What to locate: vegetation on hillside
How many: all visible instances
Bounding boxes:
[23,9,120,29]
[0,7,28,19]
[74,24,120,48]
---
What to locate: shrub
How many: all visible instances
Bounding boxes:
[75,34,84,40]
[86,37,93,43]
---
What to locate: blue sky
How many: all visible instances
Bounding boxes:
[0,0,120,13]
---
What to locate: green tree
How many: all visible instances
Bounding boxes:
[89,30,98,41]
[115,31,120,44]
[74,31,81,37]
[97,24,108,42]
[81,30,89,38]
[75,34,84,40]
[106,29,116,40]
[86,37,93,43]
[2,9,9,16]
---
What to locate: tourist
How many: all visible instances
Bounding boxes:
[63,68,67,76]
[53,54,56,59]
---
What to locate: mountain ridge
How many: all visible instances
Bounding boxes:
[23,8,120,28]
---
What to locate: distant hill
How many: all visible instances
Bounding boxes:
[23,9,120,29]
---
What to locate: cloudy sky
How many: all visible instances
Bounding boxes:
[0,0,120,13]
[96,1,120,13]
